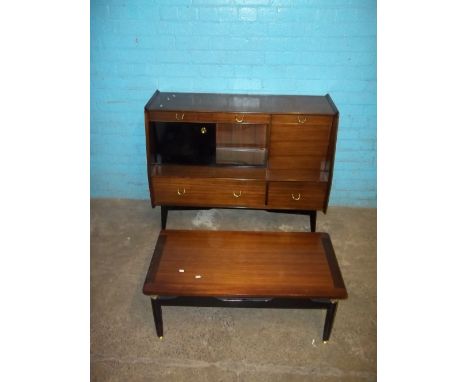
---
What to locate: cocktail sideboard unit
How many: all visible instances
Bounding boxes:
[144,91,339,231]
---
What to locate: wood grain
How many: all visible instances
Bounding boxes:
[267,169,329,182]
[268,155,327,170]
[267,181,328,210]
[270,139,330,157]
[142,230,348,299]
[271,114,333,125]
[270,124,331,142]
[151,177,266,208]
[148,111,270,124]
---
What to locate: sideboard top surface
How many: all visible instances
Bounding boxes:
[145,91,337,115]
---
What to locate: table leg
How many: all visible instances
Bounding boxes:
[161,206,168,229]
[150,297,164,339]
[310,211,317,232]
[322,301,338,342]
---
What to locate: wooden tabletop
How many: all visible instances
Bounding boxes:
[145,91,337,115]
[143,230,347,299]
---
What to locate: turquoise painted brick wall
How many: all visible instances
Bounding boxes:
[91,0,376,207]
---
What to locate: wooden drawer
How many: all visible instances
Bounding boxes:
[148,111,270,124]
[271,114,333,126]
[267,181,327,210]
[148,111,202,122]
[152,177,266,208]
[214,113,270,124]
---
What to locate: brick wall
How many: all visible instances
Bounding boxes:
[91,0,376,207]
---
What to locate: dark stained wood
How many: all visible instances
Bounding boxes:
[151,164,267,180]
[271,114,333,125]
[268,155,327,171]
[156,297,334,309]
[145,91,336,115]
[267,169,329,182]
[148,110,270,124]
[320,233,346,290]
[144,90,339,219]
[212,113,270,124]
[148,111,202,123]
[267,181,328,210]
[144,111,156,208]
[270,139,330,157]
[270,124,331,142]
[324,110,339,213]
[144,234,166,285]
[151,177,266,208]
[142,230,348,299]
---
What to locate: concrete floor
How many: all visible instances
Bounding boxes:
[91,199,376,381]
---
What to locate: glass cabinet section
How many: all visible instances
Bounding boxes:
[149,121,267,167]
[215,123,267,166]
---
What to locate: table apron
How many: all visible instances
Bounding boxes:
[155,296,336,309]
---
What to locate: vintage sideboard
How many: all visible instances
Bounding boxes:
[144,91,339,231]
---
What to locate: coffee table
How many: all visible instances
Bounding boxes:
[143,230,347,342]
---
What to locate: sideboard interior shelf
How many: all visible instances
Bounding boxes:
[144,91,339,231]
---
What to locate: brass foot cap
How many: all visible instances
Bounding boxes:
[159,336,164,340]
[323,341,328,344]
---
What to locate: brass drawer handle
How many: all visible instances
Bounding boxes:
[297,116,307,124]
[291,193,301,201]
[175,113,185,120]
[235,115,244,123]
[233,191,242,198]
[177,188,186,196]
[200,127,207,134]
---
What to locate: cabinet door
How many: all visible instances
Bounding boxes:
[269,124,331,171]
[267,181,327,210]
[151,122,216,165]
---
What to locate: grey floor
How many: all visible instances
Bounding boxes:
[91,199,376,381]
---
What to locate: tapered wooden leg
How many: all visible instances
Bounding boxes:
[150,297,163,338]
[323,301,338,342]
[310,211,317,232]
[161,206,168,229]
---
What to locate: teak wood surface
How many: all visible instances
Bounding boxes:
[151,177,266,208]
[143,230,347,299]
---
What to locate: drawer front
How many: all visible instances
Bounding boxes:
[148,111,201,122]
[213,113,270,124]
[152,178,266,207]
[271,114,333,126]
[148,111,270,124]
[267,181,327,210]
